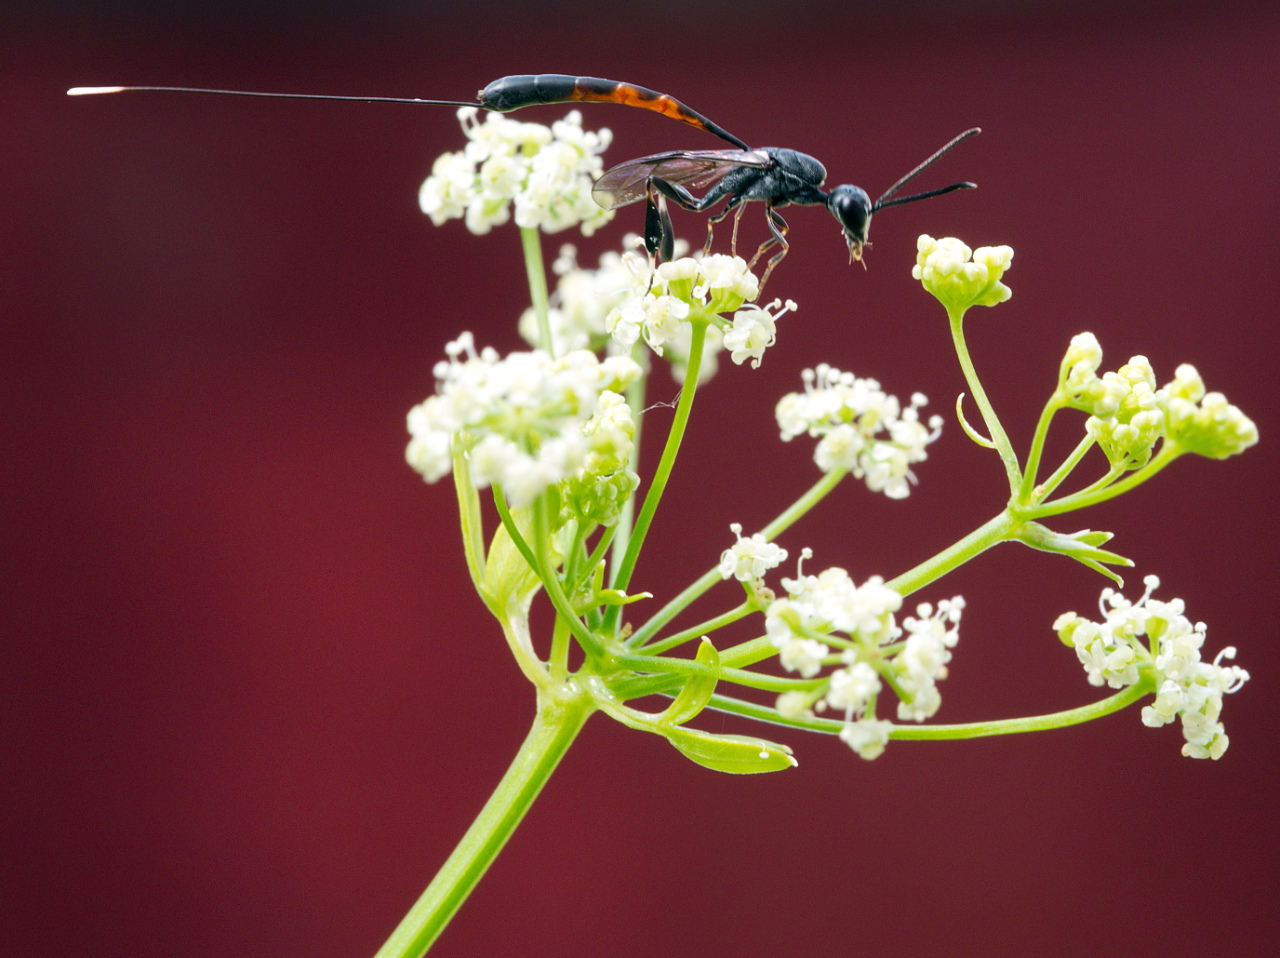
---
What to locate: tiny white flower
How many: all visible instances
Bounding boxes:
[777,637,830,678]
[602,255,763,377]
[718,523,788,582]
[825,661,881,714]
[1141,679,1186,728]
[723,300,792,368]
[839,718,894,760]
[776,690,814,719]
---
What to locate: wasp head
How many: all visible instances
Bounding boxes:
[826,184,873,262]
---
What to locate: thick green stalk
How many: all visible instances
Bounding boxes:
[637,602,754,656]
[373,691,592,958]
[887,511,1017,598]
[1033,432,1099,503]
[1017,397,1061,502]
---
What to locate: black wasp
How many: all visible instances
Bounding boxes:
[70,74,979,288]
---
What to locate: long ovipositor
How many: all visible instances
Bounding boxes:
[68,73,751,150]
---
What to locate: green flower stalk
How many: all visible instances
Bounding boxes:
[381,113,1258,957]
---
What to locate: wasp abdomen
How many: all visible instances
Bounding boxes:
[476,74,750,151]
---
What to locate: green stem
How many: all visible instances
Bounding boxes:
[1033,432,1100,503]
[609,636,779,701]
[561,520,589,595]
[696,681,1151,738]
[888,680,1152,739]
[610,355,647,587]
[614,651,816,694]
[949,307,1021,491]
[453,452,487,597]
[573,526,616,596]
[548,613,571,684]
[520,226,553,354]
[1031,443,1181,519]
[626,469,846,649]
[603,323,707,633]
[760,468,848,541]
[1017,397,1061,502]
[887,511,1017,598]
[373,691,592,958]
[637,602,754,656]
[532,494,605,660]
[490,486,540,578]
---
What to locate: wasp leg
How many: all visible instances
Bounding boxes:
[651,176,740,259]
[701,194,745,257]
[747,205,790,291]
[644,180,676,265]
[730,201,748,257]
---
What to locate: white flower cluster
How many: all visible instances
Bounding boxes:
[405,332,642,507]
[1059,334,1258,466]
[1162,363,1259,459]
[517,240,731,383]
[895,598,966,722]
[912,235,1013,312]
[766,566,901,682]
[775,364,944,498]
[419,108,613,236]
[717,523,788,582]
[1053,575,1249,759]
[765,561,964,760]
[605,254,762,361]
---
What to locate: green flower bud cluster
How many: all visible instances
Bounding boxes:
[912,235,1013,313]
[559,391,640,527]
[1057,334,1257,468]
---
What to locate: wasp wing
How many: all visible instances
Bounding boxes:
[592,149,772,210]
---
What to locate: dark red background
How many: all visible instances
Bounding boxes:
[4,3,1278,956]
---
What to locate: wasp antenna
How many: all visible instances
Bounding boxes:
[65,85,478,108]
[873,180,976,213]
[874,127,980,207]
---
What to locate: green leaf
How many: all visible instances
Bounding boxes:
[663,726,797,774]
[658,638,719,728]
[482,503,543,615]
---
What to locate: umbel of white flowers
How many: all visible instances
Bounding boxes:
[409,104,1254,763]
[1055,577,1249,759]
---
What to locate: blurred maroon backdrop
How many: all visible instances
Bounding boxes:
[4,3,1278,956]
